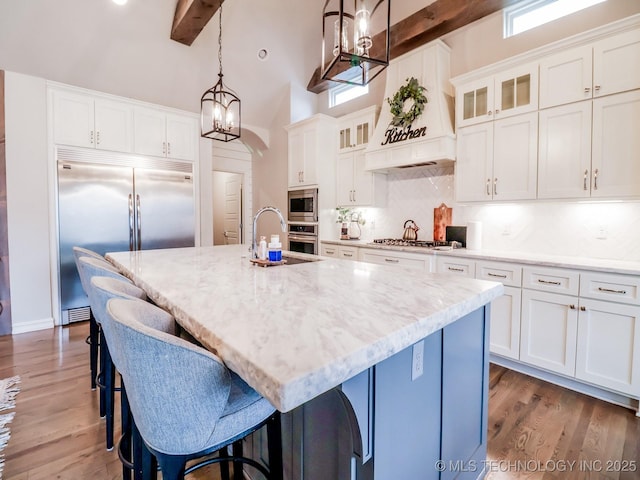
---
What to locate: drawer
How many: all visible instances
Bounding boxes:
[360,250,430,270]
[436,257,476,278]
[523,266,580,296]
[339,246,358,260]
[579,272,640,306]
[476,261,523,287]
[321,245,339,257]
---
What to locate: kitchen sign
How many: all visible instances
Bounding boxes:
[381,76,428,146]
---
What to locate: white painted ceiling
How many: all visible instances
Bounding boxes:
[0,0,429,129]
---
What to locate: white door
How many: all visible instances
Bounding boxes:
[336,152,354,206]
[520,289,578,376]
[455,123,493,202]
[94,99,134,153]
[492,112,538,201]
[52,90,94,148]
[576,298,640,396]
[538,101,592,199]
[591,90,640,198]
[538,45,593,108]
[213,171,242,246]
[166,113,197,161]
[489,286,522,360]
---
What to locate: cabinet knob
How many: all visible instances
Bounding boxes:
[488,111,493,116]
[495,109,500,115]
[580,306,586,311]
[569,304,576,310]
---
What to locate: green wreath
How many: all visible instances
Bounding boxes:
[386,77,428,128]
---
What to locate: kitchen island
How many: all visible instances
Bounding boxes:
[107,245,503,480]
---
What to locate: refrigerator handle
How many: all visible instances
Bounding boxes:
[136,194,142,251]
[128,194,134,251]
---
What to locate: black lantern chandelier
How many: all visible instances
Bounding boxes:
[200,6,241,142]
[321,0,390,86]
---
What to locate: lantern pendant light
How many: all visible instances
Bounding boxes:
[321,0,390,86]
[200,5,241,142]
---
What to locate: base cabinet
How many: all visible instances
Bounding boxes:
[576,298,640,396]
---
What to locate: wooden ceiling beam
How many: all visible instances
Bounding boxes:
[307,0,521,94]
[171,0,224,46]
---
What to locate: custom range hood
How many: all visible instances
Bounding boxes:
[365,40,455,172]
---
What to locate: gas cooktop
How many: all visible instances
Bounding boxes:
[370,238,457,248]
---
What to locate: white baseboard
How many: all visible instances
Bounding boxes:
[11,317,54,334]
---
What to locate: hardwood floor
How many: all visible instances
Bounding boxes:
[0,323,638,479]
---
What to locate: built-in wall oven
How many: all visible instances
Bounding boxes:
[287,189,319,255]
[288,188,318,223]
[288,223,318,255]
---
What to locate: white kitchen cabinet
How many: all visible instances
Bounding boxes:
[359,248,432,271]
[321,243,359,260]
[579,271,640,306]
[591,90,640,198]
[538,101,592,199]
[539,28,640,109]
[436,256,475,278]
[336,150,386,207]
[520,289,578,377]
[522,266,580,296]
[286,114,336,188]
[476,261,523,360]
[52,89,134,152]
[338,106,377,151]
[456,62,538,128]
[538,91,640,200]
[133,107,198,161]
[456,111,537,202]
[576,298,640,396]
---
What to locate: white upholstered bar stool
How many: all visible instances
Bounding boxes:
[105,298,283,480]
[78,255,138,451]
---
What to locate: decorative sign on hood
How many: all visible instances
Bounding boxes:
[365,40,456,172]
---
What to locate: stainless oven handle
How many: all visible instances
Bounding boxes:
[288,235,318,242]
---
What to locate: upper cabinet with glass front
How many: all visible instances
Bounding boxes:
[455,62,538,128]
[338,105,378,151]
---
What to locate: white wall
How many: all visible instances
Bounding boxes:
[5,72,54,333]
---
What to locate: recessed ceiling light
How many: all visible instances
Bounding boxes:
[112,0,128,5]
[257,49,269,61]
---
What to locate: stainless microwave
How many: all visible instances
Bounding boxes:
[288,188,318,222]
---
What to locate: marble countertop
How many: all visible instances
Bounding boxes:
[321,239,640,275]
[107,245,502,412]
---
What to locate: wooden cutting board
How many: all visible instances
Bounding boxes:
[433,203,452,241]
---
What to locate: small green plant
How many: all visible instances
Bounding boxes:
[335,207,366,225]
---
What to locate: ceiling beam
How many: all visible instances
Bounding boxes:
[307,0,521,94]
[171,0,224,46]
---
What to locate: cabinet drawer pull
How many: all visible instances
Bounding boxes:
[488,272,507,279]
[593,169,598,190]
[584,87,591,94]
[494,178,498,196]
[594,84,601,92]
[326,249,336,254]
[486,178,491,196]
[384,258,399,263]
[597,287,627,295]
[448,267,465,272]
[538,279,561,286]
[583,169,588,191]
[343,253,353,257]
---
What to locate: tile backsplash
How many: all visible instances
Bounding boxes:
[349,167,640,262]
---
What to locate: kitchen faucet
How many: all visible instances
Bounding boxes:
[252,206,287,259]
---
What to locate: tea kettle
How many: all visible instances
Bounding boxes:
[402,220,420,241]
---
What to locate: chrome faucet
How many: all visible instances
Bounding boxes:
[252,206,287,259]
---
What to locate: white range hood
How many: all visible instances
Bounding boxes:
[365,40,456,172]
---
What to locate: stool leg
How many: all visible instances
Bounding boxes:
[120,381,132,480]
[98,329,107,418]
[219,446,230,480]
[89,313,99,390]
[267,413,283,480]
[156,453,186,480]
[104,342,116,450]
[232,440,243,480]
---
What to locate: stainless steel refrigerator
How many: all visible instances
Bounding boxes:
[57,147,195,324]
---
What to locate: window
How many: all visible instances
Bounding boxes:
[329,82,369,108]
[504,0,607,38]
